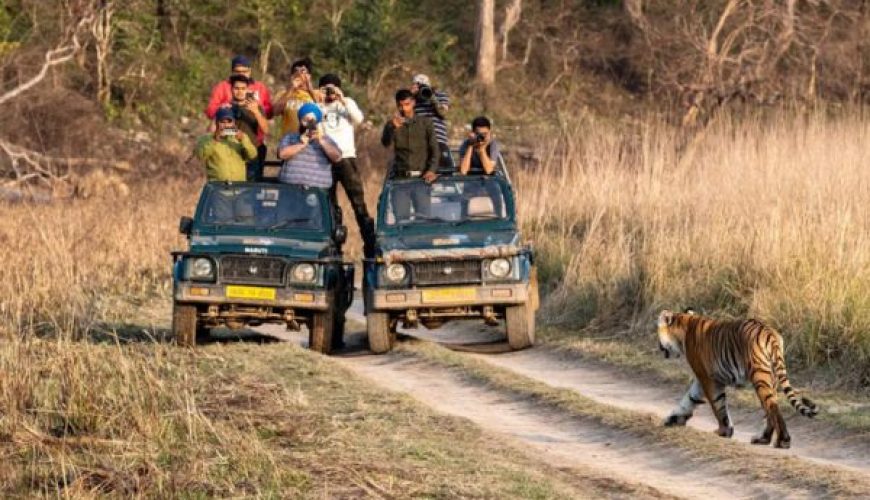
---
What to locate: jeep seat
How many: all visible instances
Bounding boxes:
[467,196,496,218]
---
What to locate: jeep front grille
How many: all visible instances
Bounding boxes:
[412,260,482,286]
[220,256,286,285]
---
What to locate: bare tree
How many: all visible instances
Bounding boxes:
[0,10,96,106]
[475,0,496,88]
[624,0,860,124]
[92,1,114,107]
[0,1,130,191]
[498,0,523,61]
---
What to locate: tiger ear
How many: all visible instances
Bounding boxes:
[660,310,675,326]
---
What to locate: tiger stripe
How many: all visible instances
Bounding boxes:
[658,310,819,449]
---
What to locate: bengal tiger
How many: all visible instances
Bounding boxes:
[657,309,819,449]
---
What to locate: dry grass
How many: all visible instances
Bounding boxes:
[0,180,194,339]
[515,110,870,387]
[0,179,582,497]
[1,109,868,494]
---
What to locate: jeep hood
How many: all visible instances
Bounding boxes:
[378,229,519,253]
[189,234,331,259]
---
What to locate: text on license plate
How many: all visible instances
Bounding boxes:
[421,287,477,303]
[226,285,276,300]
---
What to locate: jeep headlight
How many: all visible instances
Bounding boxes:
[290,263,317,284]
[488,258,512,279]
[383,263,408,284]
[187,257,215,280]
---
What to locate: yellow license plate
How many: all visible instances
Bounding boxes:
[226,285,276,300]
[421,287,477,303]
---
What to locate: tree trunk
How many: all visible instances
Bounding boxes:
[475,0,496,88]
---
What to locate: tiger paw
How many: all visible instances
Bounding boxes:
[663,414,690,427]
[751,435,771,445]
[716,426,734,438]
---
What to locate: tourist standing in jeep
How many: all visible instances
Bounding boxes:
[410,74,451,168]
[318,73,376,258]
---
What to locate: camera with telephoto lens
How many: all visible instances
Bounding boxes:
[304,121,318,135]
[475,132,486,144]
[418,84,433,100]
[324,86,336,97]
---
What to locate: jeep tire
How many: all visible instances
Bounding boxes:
[310,308,334,354]
[505,303,535,350]
[331,313,346,350]
[367,311,394,354]
[173,303,198,348]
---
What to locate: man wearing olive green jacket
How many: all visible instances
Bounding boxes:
[194,107,258,181]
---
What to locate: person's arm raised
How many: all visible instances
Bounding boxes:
[278,134,309,159]
[477,142,496,175]
[316,134,342,163]
[459,141,473,175]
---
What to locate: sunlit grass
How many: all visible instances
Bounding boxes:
[516,110,870,387]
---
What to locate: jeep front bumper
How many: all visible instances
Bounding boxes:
[371,283,530,310]
[174,283,330,311]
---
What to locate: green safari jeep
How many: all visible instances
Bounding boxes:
[172,181,353,353]
[363,171,539,353]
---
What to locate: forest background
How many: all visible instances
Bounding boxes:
[1,0,869,386]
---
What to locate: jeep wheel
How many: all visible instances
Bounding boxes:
[367,311,394,354]
[505,303,535,350]
[196,324,211,344]
[331,313,346,350]
[309,309,334,354]
[173,303,198,348]
[529,266,540,311]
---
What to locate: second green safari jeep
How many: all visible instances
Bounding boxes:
[363,172,539,353]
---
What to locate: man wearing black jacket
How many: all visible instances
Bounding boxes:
[382,89,439,219]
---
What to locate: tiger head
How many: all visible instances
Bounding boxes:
[657,309,693,359]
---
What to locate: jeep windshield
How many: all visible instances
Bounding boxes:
[383,177,509,227]
[198,183,325,231]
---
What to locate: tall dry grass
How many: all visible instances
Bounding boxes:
[517,110,870,386]
[0,180,195,338]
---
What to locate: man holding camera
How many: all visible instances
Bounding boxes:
[318,73,375,258]
[274,58,320,137]
[381,89,439,180]
[228,74,270,180]
[277,103,341,189]
[205,55,273,121]
[382,89,439,220]
[194,107,258,182]
[459,116,501,175]
[410,74,451,168]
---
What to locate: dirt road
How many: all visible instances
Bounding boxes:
[253,303,870,498]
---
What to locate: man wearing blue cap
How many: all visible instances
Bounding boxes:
[194,107,258,182]
[277,103,341,189]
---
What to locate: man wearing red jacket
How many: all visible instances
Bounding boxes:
[205,55,273,171]
[205,55,273,120]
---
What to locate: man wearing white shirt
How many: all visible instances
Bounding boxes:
[318,73,375,258]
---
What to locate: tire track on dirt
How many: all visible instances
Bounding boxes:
[256,305,868,496]
[334,352,812,500]
[470,347,870,474]
[258,318,826,499]
[345,302,870,476]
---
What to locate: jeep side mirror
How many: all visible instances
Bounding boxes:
[333,225,348,245]
[179,216,193,236]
